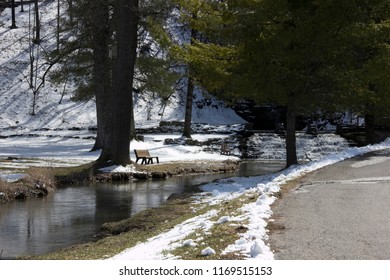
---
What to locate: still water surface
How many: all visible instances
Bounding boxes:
[0,161,284,259]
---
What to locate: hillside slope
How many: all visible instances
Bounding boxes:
[0,1,245,134]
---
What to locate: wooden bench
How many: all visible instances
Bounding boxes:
[134,149,159,165]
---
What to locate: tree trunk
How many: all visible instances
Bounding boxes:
[182,25,197,139]
[365,113,376,145]
[67,0,73,24]
[56,0,60,52]
[10,0,17,29]
[285,94,298,168]
[182,76,194,138]
[99,0,139,166]
[90,1,110,152]
[34,0,40,44]
[129,95,136,141]
[20,0,25,12]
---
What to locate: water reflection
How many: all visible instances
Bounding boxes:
[0,160,284,259]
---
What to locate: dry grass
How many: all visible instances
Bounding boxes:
[0,179,12,202]
[137,160,239,175]
[22,167,57,193]
[1,167,58,202]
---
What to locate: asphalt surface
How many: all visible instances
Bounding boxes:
[269,148,390,259]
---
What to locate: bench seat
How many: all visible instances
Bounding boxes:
[134,149,159,165]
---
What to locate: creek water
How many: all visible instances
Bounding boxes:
[0,160,284,259]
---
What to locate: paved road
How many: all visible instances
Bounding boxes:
[269,148,390,259]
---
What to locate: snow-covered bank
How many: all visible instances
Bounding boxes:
[0,132,349,172]
[0,133,236,171]
[108,138,390,260]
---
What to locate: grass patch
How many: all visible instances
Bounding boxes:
[166,193,259,260]
[29,195,207,260]
[52,162,96,183]
[27,191,262,260]
[169,221,248,260]
[138,160,239,175]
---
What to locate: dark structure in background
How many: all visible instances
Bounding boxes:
[233,100,307,132]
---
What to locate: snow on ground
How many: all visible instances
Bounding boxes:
[0,133,235,171]
[108,138,390,260]
[247,132,350,161]
[0,132,349,176]
[0,136,99,168]
[0,1,245,133]
[350,156,389,168]
[110,209,219,260]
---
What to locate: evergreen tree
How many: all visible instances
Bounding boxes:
[159,0,221,139]
[178,0,390,167]
[328,0,390,144]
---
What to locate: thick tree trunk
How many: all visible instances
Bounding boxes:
[90,1,110,152]
[285,94,298,168]
[182,76,194,138]
[365,113,376,145]
[99,0,139,166]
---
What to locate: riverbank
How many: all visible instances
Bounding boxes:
[0,159,240,204]
[0,166,57,203]
[0,132,364,259]
[25,177,264,260]
[0,131,353,204]
[27,138,390,260]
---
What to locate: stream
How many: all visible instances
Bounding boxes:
[0,160,284,259]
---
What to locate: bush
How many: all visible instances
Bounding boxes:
[0,179,12,202]
[22,167,57,194]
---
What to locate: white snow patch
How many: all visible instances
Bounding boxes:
[216,216,231,224]
[0,173,25,182]
[99,165,137,173]
[201,247,216,256]
[250,240,265,257]
[182,239,197,247]
[109,209,219,260]
[351,156,389,168]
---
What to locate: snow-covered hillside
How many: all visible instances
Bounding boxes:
[0,1,245,133]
